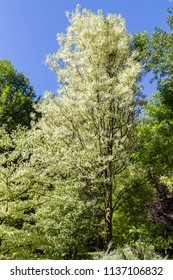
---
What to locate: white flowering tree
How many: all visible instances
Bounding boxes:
[44,6,141,246]
[0,127,56,259]
[0,123,98,259]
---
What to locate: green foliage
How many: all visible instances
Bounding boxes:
[35,185,99,259]
[94,242,164,260]
[0,60,38,132]
[134,7,173,257]
[111,164,155,247]
[136,7,173,176]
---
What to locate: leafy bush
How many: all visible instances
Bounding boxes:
[94,242,165,260]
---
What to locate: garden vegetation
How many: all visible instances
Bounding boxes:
[0,5,173,260]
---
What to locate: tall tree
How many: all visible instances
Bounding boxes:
[0,60,37,132]
[44,6,141,246]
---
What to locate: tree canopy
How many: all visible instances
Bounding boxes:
[0,60,37,132]
[45,5,141,245]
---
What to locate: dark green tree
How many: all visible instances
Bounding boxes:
[135,6,173,176]
[134,6,173,257]
[0,60,38,132]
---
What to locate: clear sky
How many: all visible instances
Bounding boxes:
[0,0,172,98]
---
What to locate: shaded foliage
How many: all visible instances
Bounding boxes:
[0,60,39,132]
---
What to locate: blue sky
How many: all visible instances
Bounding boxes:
[0,0,172,98]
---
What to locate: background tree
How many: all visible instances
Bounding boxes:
[134,6,173,256]
[0,60,38,132]
[135,6,173,186]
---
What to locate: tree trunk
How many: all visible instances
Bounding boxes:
[105,182,113,246]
